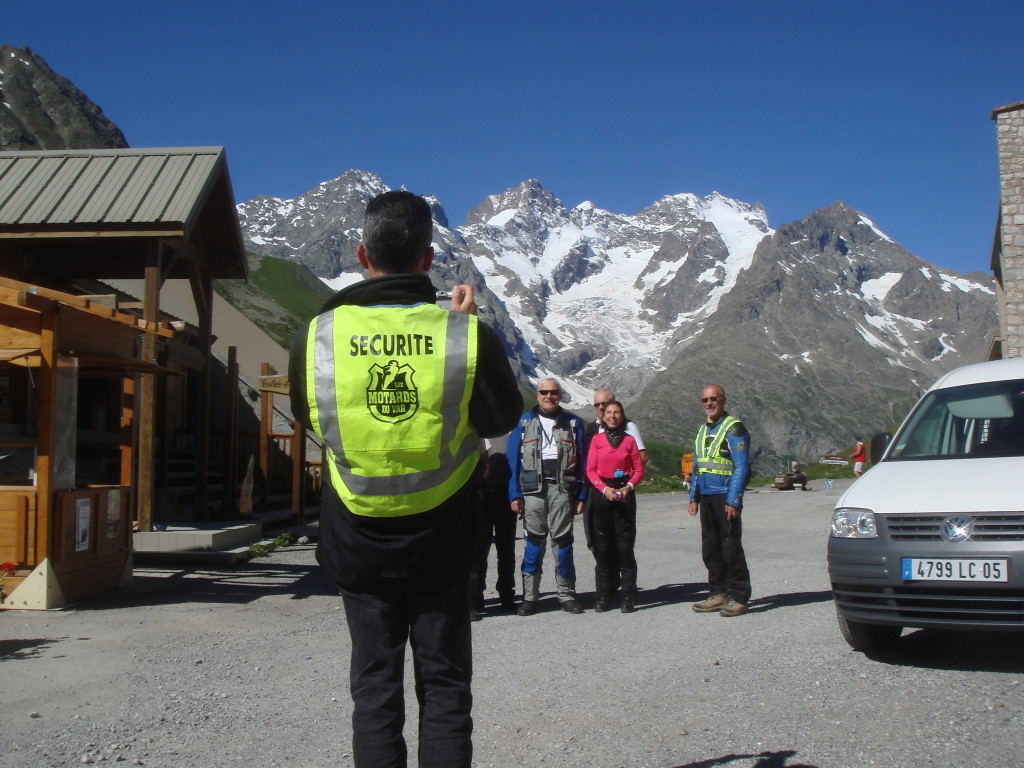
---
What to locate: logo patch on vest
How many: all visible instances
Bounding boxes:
[366,360,419,422]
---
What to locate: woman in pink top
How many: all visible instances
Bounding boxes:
[585,401,644,613]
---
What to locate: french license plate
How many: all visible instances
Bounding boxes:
[901,558,1008,582]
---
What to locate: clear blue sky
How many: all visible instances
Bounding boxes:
[8,1,1023,275]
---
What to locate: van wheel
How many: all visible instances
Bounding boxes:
[837,612,902,652]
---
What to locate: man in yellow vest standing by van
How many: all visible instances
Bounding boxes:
[687,384,752,617]
[289,191,521,768]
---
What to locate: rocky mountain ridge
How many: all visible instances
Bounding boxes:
[0,45,127,151]
[237,172,997,469]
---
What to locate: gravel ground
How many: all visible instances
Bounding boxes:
[3,479,1023,768]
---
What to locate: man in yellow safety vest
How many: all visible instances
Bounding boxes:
[687,384,752,618]
[289,190,521,767]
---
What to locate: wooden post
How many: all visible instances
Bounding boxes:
[291,421,306,523]
[35,308,57,562]
[157,362,169,489]
[191,268,213,522]
[119,375,136,520]
[137,256,160,532]
[258,363,273,514]
[222,346,239,517]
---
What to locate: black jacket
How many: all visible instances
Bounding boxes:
[289,273,522,588]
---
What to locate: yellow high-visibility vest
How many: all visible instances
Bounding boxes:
[695,416,741,476]
[304,302,479,517]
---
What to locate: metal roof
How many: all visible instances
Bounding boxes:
[0,147,246,279]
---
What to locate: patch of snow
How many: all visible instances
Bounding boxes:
[487,209,517,228]
[857,215,893,242]
[938,272,994,295]
[860,272,903,304]
[855,321,898,354]
[697,266,720,284]
[320,272,364,292]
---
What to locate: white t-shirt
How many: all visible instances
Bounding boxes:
[539,413,560,460]
[595,420,646,450]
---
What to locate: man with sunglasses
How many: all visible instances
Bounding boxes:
[507,379,587,615]
[687,384,752,617]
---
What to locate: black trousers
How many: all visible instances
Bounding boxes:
[339,579,473,768]
[698,493,751,604]
[589,489,638,598]
[474,485,518,606]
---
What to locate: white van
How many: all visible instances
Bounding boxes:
[827,357,1024,652]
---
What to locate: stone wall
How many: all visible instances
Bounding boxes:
[994,102,1024,359]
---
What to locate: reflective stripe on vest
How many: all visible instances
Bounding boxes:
[695,416,740,476]
[305,302,479,517]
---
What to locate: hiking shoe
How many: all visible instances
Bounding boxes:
[516,601,537,616]
[692,594,729,613]
[594,597,611,613]
[471,610,485,622]
[719,599,749,617]
[560,599,584,614]
[620,596,636,613]
[499,593,517,612]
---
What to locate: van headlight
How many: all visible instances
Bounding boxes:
[831,508,877,538]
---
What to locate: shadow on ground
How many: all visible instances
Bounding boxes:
[568,583,702,612]
[69,554,338,611]
[0,637,61,661]
[866,628,1024,673]
[748,589,834,613]
[503,586,837,615]
[671,749,819,767]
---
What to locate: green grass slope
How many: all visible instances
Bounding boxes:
[214,252,335,348]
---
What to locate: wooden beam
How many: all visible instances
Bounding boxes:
[259,362,273,515]
[0,277,173,336]
[189,264,213,522]
[222,346,239,518]
[15,494,29,564]
[0,229,184,239]
[120,376,135,490]
[136,248,161,532]
[185,254,212,321]
[35,307,57,562]
[291,421,306,523]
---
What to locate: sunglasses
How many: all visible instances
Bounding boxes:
[593,401,610,408]
[701,396,722,403]
[538,389,561,396]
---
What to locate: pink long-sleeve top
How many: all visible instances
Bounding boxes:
[585,432,644,492]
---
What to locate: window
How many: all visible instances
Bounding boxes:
[888,378,1024,460]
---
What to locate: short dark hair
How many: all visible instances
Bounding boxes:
[362,190,433,274]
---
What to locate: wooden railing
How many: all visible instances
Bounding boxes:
[169,427,323,520]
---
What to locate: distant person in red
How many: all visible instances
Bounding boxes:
[585,400,645,613]
[852,437,866,477]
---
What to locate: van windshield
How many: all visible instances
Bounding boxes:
[887,378,1024,460]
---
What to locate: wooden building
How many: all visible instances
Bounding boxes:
[0,278,174,607]
[0,147,247,607]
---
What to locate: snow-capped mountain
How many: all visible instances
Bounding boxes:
[631,201,997,463]
[457,180,774,404]
[237,173,997,468]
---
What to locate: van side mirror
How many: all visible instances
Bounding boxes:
[869,432,891,466]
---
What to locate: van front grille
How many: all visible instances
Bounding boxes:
[885,513,1024,541]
